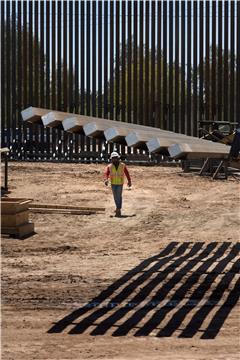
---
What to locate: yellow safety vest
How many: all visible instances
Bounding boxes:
[109,163,125,185]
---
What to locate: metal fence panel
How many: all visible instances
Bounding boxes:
[1,1,239,162]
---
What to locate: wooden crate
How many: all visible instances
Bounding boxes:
[1,198,34,238]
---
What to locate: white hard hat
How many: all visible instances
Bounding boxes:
[110,151,120,159]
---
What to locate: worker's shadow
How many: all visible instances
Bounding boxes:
[110,214,136,218]
[48,241,239,338]
[120,214,136,218]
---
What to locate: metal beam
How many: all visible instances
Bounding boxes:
[21,107,51,124]
[169,143,230,160]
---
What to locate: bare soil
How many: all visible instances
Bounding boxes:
[1,162,240,360]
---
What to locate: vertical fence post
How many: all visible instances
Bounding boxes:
[81,1,85,116]
[74,1,79,159]
[52,1,56,110]
[6,1,11,148]
[187,1,192,136]
[121,1,126,124]
[150,1,155,129]
[52,1,57,160]
[92,1,96,118]
[205,1,210,122]
[28,1,34,159]
[63,0,68,113]
[80,1,85,153]
[17,1,22,154]
[156,1,161,129]
[224,1,229,123]
[23,1,27,109]
[212,1,216,123]
[86,1,91,116]
[104,1,108,119]
[12,1,17,155]
[169,1,173,131]
[199,1,203,131]
[218,1,223,122]
[98,1,102,120]
[57,0,62,111]
[127,1,132,126]
[193,1,198,137]
[33,1,39,159]
[40,1,44,109]
[1,1,5,147]
[163,1,167,130]
[181,1,185,134]
[133,1,138,126]
[230,2,235,125]
[115,1,120,122]
[237,1,240,126]
[175,1,179,134]
[145,1,149,127]
[86,0,91,153]
[139,1,143,126]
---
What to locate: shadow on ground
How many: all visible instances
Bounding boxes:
[48,241,240,338]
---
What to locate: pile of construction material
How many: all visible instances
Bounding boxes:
[22,107,230,163]
[1,198,34,238]
[1,198,105,239]
[29,203,105,215]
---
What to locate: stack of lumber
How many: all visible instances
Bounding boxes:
[1,198,34,238]
[21,107,230,160]
[29,203,105,215]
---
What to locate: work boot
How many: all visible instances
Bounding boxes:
[115,209,121,217]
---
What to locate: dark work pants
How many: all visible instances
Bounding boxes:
[111,185,123,209]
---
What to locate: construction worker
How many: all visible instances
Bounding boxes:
[104,152,132,217]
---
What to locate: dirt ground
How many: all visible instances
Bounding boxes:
[1,161,240,360]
